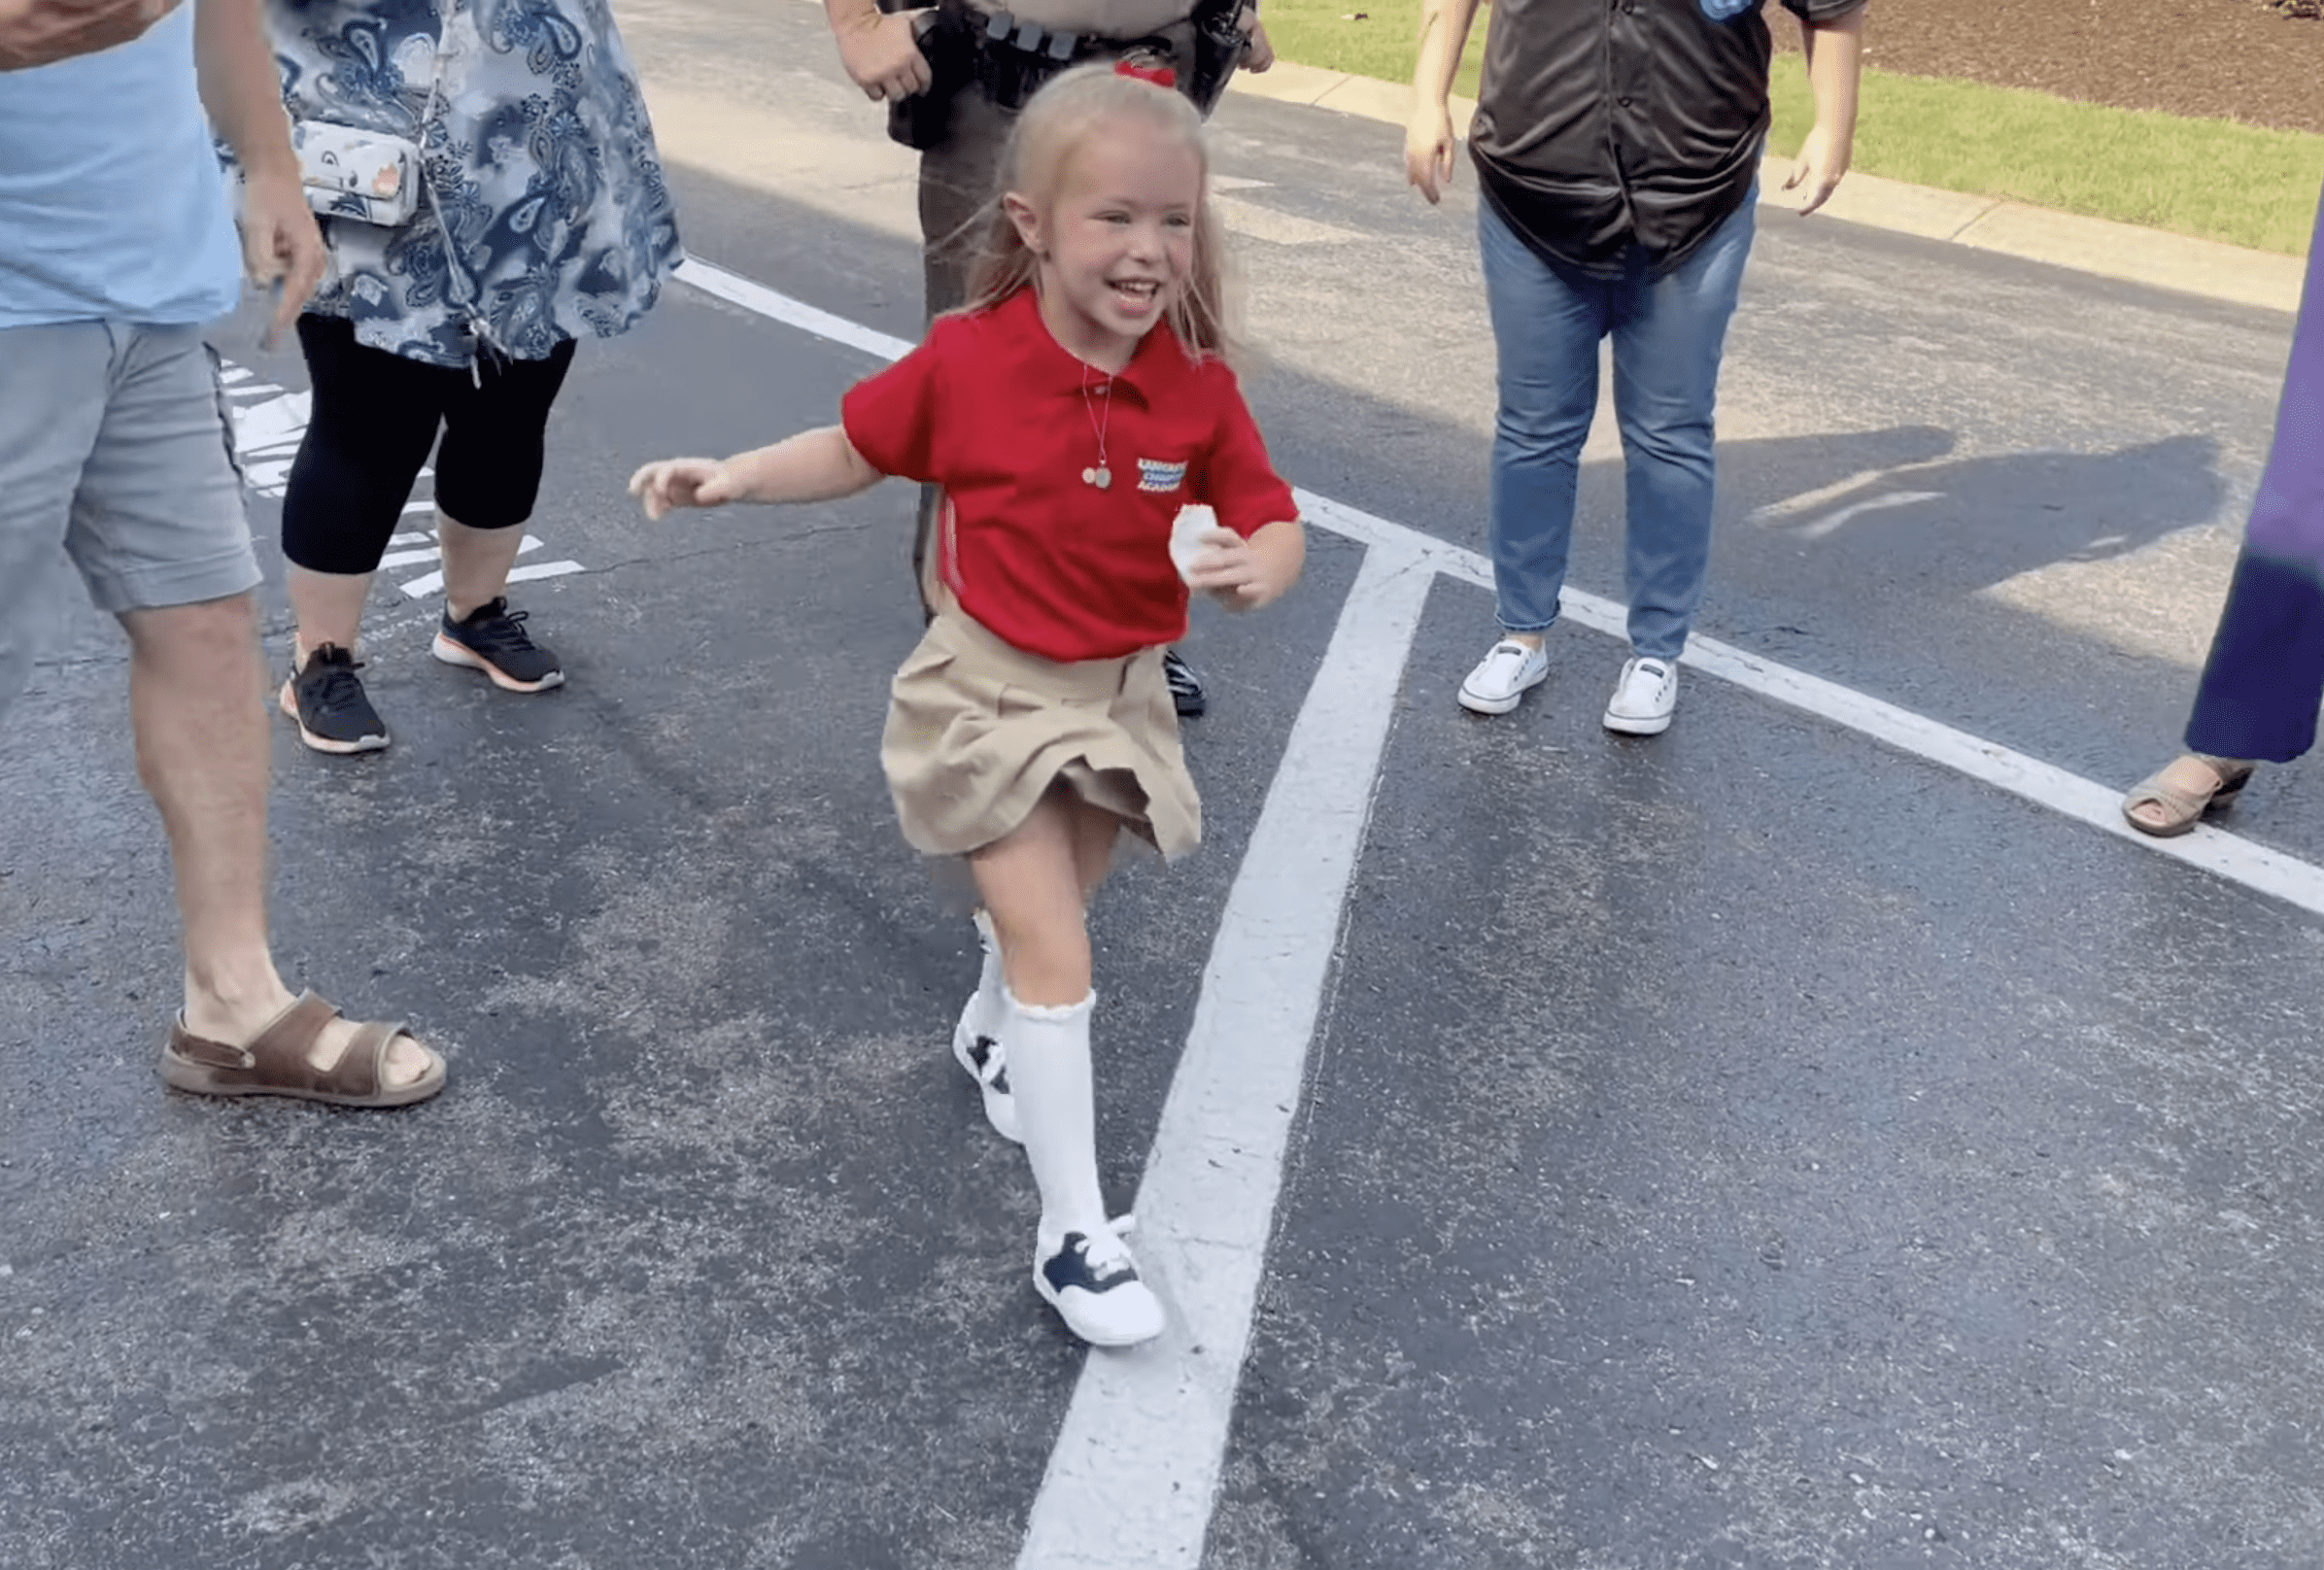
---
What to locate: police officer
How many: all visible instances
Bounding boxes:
[822,0,1272,717]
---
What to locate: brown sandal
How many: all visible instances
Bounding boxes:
[159,991,446,1108]
[2121,752,2256,838]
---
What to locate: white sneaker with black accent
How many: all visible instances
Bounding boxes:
[1457,637,1550,715]
[1603,656,1679,735]
[951,996,1021,1143]
[1034,1215,1165,1347]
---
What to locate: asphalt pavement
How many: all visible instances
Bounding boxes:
[4,8,2323,1567]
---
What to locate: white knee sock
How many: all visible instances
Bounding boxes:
[1002,986,1107,1237]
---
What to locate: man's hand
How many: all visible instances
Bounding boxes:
[0,0,181,71]
[1783,120,1852,217]
[1789,6,1863,217]
[1404,101,1457,205]
[832,4,930,102]
[1239,13,1273,73]
[237,167,326,346]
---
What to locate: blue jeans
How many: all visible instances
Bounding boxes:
[1478,194,1755,659]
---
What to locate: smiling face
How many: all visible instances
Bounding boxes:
[1008,117,1205,370]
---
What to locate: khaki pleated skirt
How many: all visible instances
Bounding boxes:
[881,611,1202,860]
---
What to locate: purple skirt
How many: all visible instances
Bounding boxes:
[2185,186,2324,763]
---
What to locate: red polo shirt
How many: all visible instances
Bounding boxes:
[840,288,1298,663]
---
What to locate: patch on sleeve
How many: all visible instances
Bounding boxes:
[1137,458,1188,494]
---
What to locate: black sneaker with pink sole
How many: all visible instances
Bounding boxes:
[279,644,389,755]
[432,597,564,693]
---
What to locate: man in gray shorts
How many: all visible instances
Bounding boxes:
[0,0,445,1105]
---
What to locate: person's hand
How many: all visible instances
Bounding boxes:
[1239,13,1273,73]
[236,167,325,348]
[0,0,180,72]
[1182,529,1292,611]
[1783,120,1852,217]
[834,6,930,102]
[630,457,744,519]
[1404,100,1456,205]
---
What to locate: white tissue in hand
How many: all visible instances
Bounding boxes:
[1170,505,1233,585]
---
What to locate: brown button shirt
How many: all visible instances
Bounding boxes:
[1468,0,1867,278]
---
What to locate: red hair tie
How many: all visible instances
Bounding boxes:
[1114,58,1178,89]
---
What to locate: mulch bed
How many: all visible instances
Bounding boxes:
[1767,0,2324,136]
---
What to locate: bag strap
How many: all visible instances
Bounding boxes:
[411,0,501,372]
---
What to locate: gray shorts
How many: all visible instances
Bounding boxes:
[0,320,260,706]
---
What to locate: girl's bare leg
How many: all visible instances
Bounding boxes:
[1069,798,1122,902]
[971,785,1095,1007]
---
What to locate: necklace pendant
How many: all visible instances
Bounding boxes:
[1083,465,1112,490]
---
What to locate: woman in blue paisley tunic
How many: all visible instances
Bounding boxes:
[267,0,681,753]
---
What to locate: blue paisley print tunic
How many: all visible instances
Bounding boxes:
[270,0,681,366]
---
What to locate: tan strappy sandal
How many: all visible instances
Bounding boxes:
[2121,752,2256,838]
[159,991,446,1108]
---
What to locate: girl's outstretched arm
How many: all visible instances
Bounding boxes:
[630,425,884,520]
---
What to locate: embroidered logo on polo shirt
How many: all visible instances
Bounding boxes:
[1137,459,1188,494]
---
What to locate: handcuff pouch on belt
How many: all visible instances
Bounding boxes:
[883,0,1252,149]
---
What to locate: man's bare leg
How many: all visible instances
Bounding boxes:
[121,592,434,1087]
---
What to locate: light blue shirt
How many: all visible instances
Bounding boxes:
[0,8,244,328]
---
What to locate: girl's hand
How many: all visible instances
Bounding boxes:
[1183,529,1296,611]
[629,457,742,520]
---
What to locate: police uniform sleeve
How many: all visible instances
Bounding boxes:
[839,322,959,484]
[1192,363,1298,539]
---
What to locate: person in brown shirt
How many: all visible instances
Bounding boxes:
[1408,0,1866,734]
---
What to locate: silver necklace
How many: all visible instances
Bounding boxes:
[1080,364,1113,490]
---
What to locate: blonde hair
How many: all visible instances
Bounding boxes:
[960,61,1234,359]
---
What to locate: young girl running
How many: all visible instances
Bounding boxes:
[630,61,1304,1347]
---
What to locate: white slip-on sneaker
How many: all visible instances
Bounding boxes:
[1457,638,1550,715]
[1034,1215,1165,1348]
[950,996,1021,1143]
[1603,656,1679,735]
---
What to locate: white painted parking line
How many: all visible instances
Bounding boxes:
[396,551,580,601]
[1019,538,1436,1569]
[676,257,913,362]
[379,532,545,573]
[505,560,588,587]
[1294,491,2324,918]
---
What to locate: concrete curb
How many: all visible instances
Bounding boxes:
[1228,60,2307,315]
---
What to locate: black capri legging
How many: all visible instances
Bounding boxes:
[281,314,578,576]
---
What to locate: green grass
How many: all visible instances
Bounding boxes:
[1768,66,2322,255]
[1257,0,2323,255]
[1260,0,1487,102]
